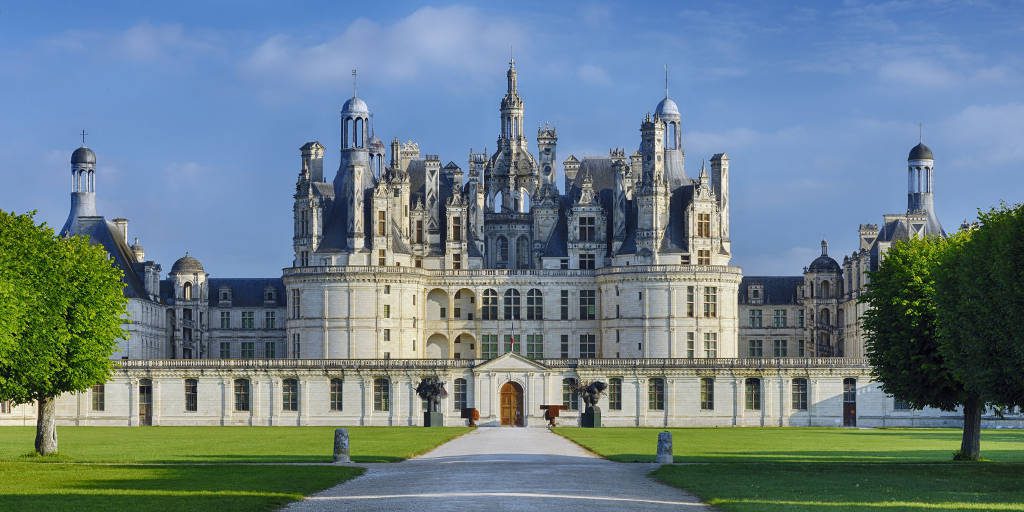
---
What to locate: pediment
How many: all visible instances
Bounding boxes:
[473,352,549,373]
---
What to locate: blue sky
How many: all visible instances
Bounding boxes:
[1,1,1022,277]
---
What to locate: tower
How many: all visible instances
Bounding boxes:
[804,240,843,357]
[61,141,98,234]
[654,67,685,188]
[710,153,730,255]
[500,58,525,146]
[335,71,373,251]
[907,141,943,236]
[294,141,326,267]
[537,124,557,187]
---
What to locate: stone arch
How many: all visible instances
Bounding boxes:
[820,280,831,299]
[519,188,531,212]
[820,307,831,326]
[425,333,449,359]
[494,190,504,213]
[516,234,530,269]
[453,288,475,321]
[453,332,476,359]
[426,288,449,320]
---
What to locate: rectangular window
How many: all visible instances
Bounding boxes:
[377,211,386,236]
[282,379,298,412]
[234,379,250,412]
[797,309,805,328]
[383,304,391,318]
[686,286,695,317]
[264,341,277,359]
[241,342,255,359]
[452,253,462,270]
[185,379,198,412]
[526,334,543,359]
[579,216,596,241]
[220,311,230,329]
[562,378,579,411]
[526,291,543,320]
[292,289,301,318]
[745,378,761,411]
[697,213,711,237]
[773,339,788,357]
[481,334,499,359]
[560,258,569,269]
[579,290,596,320]
[560,334,569,358]
[415,258,422,268]
[773,309,787,328]
[378,249,386,266]
[749,309,763,328]
[798,339,806,357]
[292,333,300,359]
[264,311,276,329]
[373,378,390,412]
[686,332,695,358]
[579,253,595,269]
[792,378,808,410]
[452,216,462,241]
[91,384,105,412]
[384,285,390,294]
[697,249,711,265]
[703,287,717,318]
[579,334,596,358]
[330,379,344,411]
[503,334,520,354]
[482,291,498,320]
[416,220,423,243]
[220,342,231,359]
[700,378,714,410]
[560,290,570,320]
[241,311,255,329]
[748,339,763,357]
[383,328,391,341]
[648,378,665,411]
[703,333,718,358]
[608,378,622,410]
[453,378,467,411]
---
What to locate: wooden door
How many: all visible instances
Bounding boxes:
[139,379,153,426]
[499,382,522,426]
[843,378,856,427]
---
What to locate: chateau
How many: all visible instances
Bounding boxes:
[2,62,1008,429]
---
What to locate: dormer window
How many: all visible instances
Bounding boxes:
[265,288,276,302]
[219,287,232,303]
[579,216,596,242]
[748,284,763,305]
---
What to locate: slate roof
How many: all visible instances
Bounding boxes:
[61,216,150,300]
[207,278,286,308]
[739,276,804,305]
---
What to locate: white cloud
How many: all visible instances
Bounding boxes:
[576,64,611,85]
[940,103,1024,166]
[44,23,219,63]
[242,6,526,88]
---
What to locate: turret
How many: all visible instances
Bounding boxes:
[710,153,730,255]
[61,143,98,234]
[537,125,557,187]
[907,141,943,236]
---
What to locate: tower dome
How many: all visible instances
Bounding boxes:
[908,142,933,161]
[170,253,204,274]
[342,96,369,115]
[807,240,841,273]
[655,97,680,118]
[71,146,96,165]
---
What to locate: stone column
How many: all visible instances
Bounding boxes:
[152,378,161,426]
[128,378,138,427]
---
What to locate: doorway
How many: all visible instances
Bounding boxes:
[139,379,153,426]
[499,381,523,426]
[843,378,856,427]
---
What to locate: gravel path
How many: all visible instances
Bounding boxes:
[283,427,713,512]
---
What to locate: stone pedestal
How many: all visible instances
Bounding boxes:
[656,431,673,464]
[581,405,602,428]
[424,411,444,427]
[333,428,351,463]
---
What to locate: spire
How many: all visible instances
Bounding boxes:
[351,69,358,98]
[506,56,518,94]
[664,64,669,99]
[821,239,829,256]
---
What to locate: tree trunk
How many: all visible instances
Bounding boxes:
[35,396,58,456]
[958,393,982,461]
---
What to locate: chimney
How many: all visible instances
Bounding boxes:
[112,218,129,244]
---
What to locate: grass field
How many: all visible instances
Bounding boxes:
[557,427,1024,512]
[0,426,470,512]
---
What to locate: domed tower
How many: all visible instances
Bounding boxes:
[335,71,375,251]
[907,141,944,235]
[168,253,208,359]
[654,68,685,188]
[60,144,98,234]
[804,240,843,357]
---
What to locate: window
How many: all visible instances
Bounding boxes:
[481,334,499,359]
[697,213,711,237]
[703,333,718,358]
[686,332,695,358]
[220,311,230,329]
[608,378,622,410]
[265,341,277,358]
[526,334,543,359]
[648,378,665,410]
[503,289,521,320]
[797,309,805,328]
[560,334,569,358]
[452,253,462,270]
[282,378,299,411]
[220,342,231,359]
[234,379,250,412]
[497,236,509,263]
[0,401,9,414]
[91,384,105,411]
[843,378,857,403]
[300,251,309,267]
[264,311,276,329]
[579,216,596,241]
[503,334,520,354]
[703,287,717,318]
[377,210,386,236]
[579,253,595,269]
[185,379,198,412]
[560,290,569,320]
[700,378,714,410]
[384,285,391,294]
[482,289,498,320]
[526,289,543,320]
[330,379,343,411]
[697,249,711,265]
[452,216,462,241]
[579,290,596,320]
[182,282,193,301]
[241,342,255,359]
[562,378,579,411]
[241,311,255,329]
[773,309,787,328]
[415,220,423,243]
[560,258,569,269]
[373,378,390,411]
[579,334,596,358]
[745,378,761,411]
[773,339,788,357]
[292,333,301,359]
[383,304,391,318]
[453,378,467,411]
[291,289,301,318]
[749,309,763,328]
[748,339,763,357]
[378,249,386,266]
[383,329,391,341]
[798,339,806,357]
[686,286,695,317]
[792,378,808,410]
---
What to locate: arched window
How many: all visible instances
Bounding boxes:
[526,289,543,320]
[234,378,250,412]
[820,308,831,326]
[182,282,193,301]
[482,289,498,320]
[821,280,831,298]
[745,378,761,411]
[373,377,390,412]
[453,378,467,411]
[282,378,298,412]
[562,378,579,411]
[608,377,622,410]
[330,378,343,411]
[496,235,509,264]
[494,191,504,213]
[503,289,521,320]
[648,378,665,411]
[516,235,530,269]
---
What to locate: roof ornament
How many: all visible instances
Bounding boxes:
[80,129,88,146]
[664,64,669,99]
[821,239,828,256]
[919,122,923,143]
[351,68,358,98]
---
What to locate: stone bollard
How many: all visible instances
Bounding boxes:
[656,431,673,464]
[333,428,351,463]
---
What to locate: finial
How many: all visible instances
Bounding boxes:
[821,239,828,256]
[351,69,358,98]
[664,64,669,99]
[509,43,514,66]
[919,122,923,143]
[80,129,88,146]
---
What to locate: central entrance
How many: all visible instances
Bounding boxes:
[499,381,524,426]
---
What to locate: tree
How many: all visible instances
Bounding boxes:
[934,204,1024,460]
[0,211,126,455]
[861,233,978,458]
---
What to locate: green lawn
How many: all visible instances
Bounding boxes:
[557,427,1024,512]
[0,426,470,512]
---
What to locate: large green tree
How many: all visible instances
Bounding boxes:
[861,234,978,458]
[934,204,1024,460]
[0,211,126,455]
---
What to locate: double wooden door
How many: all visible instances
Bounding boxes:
[499,382,523,426]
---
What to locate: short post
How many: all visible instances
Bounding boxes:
[333,428,351,463]
[656,431,673,464]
